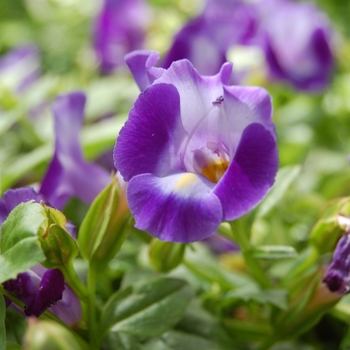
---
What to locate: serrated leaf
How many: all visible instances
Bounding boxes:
[257,165,301,218]
[99,277,194,340]
[0,202,46,283]
[252,245,297,260]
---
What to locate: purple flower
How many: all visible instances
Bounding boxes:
[0,45,40,93]
[162,0,257,75]
[323,233,350,294]
[114,51,278,243]
[256,0,333,91]
[0,187,81,325]
[40,92,110,210]
[93,0,151,74]
[3,269,65,318]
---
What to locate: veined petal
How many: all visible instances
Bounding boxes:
[155,59,232,135]
[125,50,164,91]
[114,83,186,181]
[127,173,222,242]
[214,123,278,220]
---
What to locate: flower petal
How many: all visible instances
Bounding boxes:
[114,83,186,181]
[25,269,65,317]
[214,123,278,220]
[40,92,110,209]
[125,50,164,91]
[127,172,222,242]
[4,187,47,213]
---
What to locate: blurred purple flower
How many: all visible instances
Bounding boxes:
[162,0,257,75]
[0,45,40,93]
[202,233,238,255]
[0,187,81,326]
[256,0,334,91]
[115,51,278,243]
[39,92,110,210]
[323,232,350,294]
[93,0,151,74]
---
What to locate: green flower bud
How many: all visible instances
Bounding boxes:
[149,239,186,272]
[24,318,81,350]
[78,176,131,266]
[310,197,350,255]
[38,204,79,269]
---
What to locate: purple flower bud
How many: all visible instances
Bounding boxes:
[323,233,350,294]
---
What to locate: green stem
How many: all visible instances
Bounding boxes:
[62,262,88,303]
[228,219,272,289]
[87,265,98,350]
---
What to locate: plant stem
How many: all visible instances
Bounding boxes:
[87,265,98,350]
[228,219,272,289]
[62,262,88,303]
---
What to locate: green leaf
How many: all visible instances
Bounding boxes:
[99,277,194,340]
[224,286,289,310]
[252,245,298,260]
[256,165,301,218]
[0,296,5,349]
[340,326,350,350]
[0,202,46,283]
[6,342,22,350]
[103,332,142,350]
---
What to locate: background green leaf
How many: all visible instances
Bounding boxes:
[0,296,5,350]
[99,277,194,340]
[0,202,45,283]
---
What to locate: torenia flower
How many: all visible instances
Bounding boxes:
[114,51,278,243]
[162,0,257,76]
[93,0,152,74]
[40,92,110,210]
[256,0,334,91]
[0,188,81,326]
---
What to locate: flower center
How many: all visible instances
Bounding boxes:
[200,158,230,183]
[180,95,232,183]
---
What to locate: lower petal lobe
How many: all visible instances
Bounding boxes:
[214,123,278,221]
[127,172,222,243]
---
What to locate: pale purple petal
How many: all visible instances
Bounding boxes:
[40,92,110,209]
[125,50,165,91]
[214,123,278,220]
[127,172,222,242]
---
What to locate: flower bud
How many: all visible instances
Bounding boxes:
[38,204,79,269]
[78,175,131,265]
[24,318,81,350]
[149,239,186,272]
